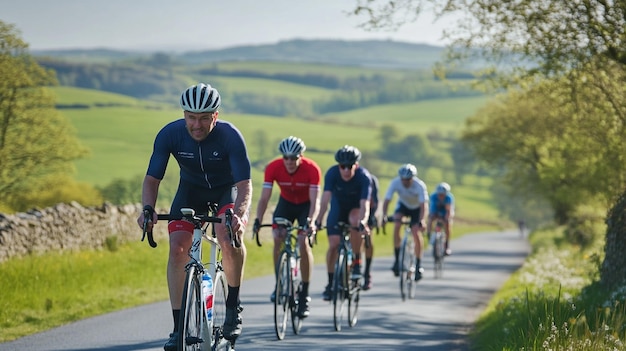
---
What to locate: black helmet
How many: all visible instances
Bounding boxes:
[334,145,361,165]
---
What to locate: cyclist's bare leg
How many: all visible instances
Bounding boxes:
[444,218,452,252]
[349,208,363,272]
[273,227,287,273]
[167,230,193,309]
[392,212,403,248]
[326,235,341,275]
[426,216,434,238]
[298,232,313,283]
[215,220,246,289]
[411,224,424,260]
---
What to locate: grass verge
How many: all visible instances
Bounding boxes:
[470,226,626,350]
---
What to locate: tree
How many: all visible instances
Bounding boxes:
[0,21,89,210]
[352,0,626,285]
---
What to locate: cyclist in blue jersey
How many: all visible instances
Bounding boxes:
[381,164,429,281]
[315,145,372,301]
[427,182,455,256]
[137,83,252,350]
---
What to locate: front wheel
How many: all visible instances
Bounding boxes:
[212,270,229,350]
[179,265,205,351]
[274,252,291,340]
[333,249,348,332]
[433,232,445,279]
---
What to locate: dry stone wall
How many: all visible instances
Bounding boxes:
[0,202,169,263]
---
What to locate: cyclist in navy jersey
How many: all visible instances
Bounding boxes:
[137,83,251,350]
[362,173,379,290]
[315,145,372,301]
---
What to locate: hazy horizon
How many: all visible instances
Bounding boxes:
[2,0,454,52]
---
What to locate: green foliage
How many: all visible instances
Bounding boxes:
[471,226,624,350]
[0,21,91,212]
[563,206,605,250]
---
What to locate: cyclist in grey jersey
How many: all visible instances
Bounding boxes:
[381,164,429,281]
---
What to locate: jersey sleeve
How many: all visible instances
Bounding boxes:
[309,161,322,189]
[323,167,337,192]
[263,160,278,189]
[384,178,398,201]
[359,172,372,201]
[146,127,171,180]
[226,125,251,183]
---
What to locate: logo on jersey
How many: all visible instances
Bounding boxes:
[178,151,194,159]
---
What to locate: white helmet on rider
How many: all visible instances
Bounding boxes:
[398,163,417,179]
[436,182,451,194]
[180,83,221,113]
[278,136,306,156]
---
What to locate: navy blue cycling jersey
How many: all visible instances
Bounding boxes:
[146,119,251,188]
[323,165,372,209]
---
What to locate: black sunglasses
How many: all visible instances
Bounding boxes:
[283,155,300,161]
[339,164,354,170]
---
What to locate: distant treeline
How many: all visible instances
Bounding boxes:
[38,58,483,117]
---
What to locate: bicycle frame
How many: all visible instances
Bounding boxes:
[142,205,235,351]
[254,217,311,340]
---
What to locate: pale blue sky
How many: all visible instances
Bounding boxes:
[1,0,453,51]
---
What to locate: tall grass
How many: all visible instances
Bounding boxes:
[470,226,626,350]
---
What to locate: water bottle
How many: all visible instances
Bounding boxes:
[290,256,298,277]
[347,247,353,267]
[202,272,213,320]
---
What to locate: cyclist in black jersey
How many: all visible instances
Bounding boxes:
[137,83,252,350]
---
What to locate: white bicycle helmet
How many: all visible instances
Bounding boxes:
[398,163,417,179]
[180,83,221,113]
[278,136,306,156]
[436,182,451,194]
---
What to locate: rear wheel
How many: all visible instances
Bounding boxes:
[333,249,347,331]
[399,236,413,301]
[274,252,291,340]
[179,265,204,351]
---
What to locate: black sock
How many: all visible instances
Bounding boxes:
[353,253,361,266]
[365,257,373,276]
[416,258,421,268]
[302,282,309,296]
[226,285,240,309]
[328,272,334,286]
[172,309,180,332]
[394,248,400,262]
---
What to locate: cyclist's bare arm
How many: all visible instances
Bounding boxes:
[316,190,332,225]
[255,186,272,224]
[137,175,160,229]
[358,198,371,232]
[308,186,320,230]
[232,179,252,233]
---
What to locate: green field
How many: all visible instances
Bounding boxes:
[51,84,499,223]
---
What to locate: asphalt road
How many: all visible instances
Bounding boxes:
[0,229,529,351]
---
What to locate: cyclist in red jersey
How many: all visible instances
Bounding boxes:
[253,136,321,318]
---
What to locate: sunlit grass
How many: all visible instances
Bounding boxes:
[471,227,626,350]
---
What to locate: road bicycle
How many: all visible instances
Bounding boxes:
[142,204,240,351]
[386,216,416,301]
[331,222,370,331]
[252,218,314,340]
[431,218,447,279]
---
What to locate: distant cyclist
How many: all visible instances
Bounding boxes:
[362,172,380,290]
[426,182,455,255]
[315,145,372,301]
[137,83,251,350]
[381,163,428,281]
[253,136,321,318]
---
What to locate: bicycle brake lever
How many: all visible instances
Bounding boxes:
[225,208,241,248]
[141,208,157,248]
